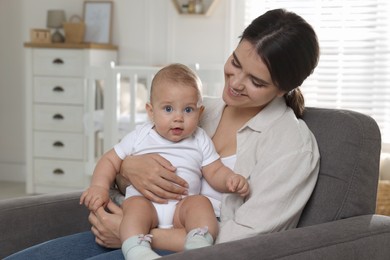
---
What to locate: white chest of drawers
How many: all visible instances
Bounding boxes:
[24,43,117,194]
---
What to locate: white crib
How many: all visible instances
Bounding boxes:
[84,63,224,175]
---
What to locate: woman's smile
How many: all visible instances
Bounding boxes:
[229,87,242,97]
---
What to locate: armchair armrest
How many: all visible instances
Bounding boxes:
[2,191,389,260]
[0,191,90,258]
[162,215,390,260]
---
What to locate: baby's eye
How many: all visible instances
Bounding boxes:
[164,106,173,112]
[184,107,194,113]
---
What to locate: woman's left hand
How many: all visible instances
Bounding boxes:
[88,200,123,248]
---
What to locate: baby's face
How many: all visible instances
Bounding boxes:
[146,81,203,142]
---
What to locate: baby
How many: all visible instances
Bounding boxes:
[80,63,249,259]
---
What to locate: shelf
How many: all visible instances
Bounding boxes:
[172,0,220,16]
[24,42,118,50]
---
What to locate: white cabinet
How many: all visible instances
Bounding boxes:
[24,43,117,194]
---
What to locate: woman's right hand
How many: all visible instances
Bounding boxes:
[120,154,188,204]
[88,201,123,248]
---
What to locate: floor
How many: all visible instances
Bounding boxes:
[0,181,27,200]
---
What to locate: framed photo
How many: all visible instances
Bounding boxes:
[83,1,113,44]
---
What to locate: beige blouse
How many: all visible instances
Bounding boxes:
[200,96,320,243]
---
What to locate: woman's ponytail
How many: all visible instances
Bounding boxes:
[284,87,305,118]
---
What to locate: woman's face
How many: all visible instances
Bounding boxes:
[223,40,286,110]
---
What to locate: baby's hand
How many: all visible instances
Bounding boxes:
[80,185,109,211]
[227,174,250,197]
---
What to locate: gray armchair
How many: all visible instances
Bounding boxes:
[1,107,390,259]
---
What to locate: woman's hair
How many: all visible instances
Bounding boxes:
[241,9,319,118]
[150,63,203,105]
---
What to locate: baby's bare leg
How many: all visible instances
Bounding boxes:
[120,196,158,242]
[150,228,187,252]
[174,195,218,250]
[120,196,160,259]
[175,195,218,238]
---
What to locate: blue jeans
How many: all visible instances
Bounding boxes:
[5,231,173,260]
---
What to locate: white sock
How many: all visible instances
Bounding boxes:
[184,226,214,250]
[121,234,161,260]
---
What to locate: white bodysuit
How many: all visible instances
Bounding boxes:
[114,121,222,228]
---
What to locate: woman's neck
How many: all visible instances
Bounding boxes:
[212,105,260,157]
[224,105,262,126]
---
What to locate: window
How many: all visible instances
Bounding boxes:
[244,0,390,143]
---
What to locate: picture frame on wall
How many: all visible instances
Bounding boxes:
[83,1,113,44]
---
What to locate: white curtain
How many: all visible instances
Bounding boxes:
[244,0,390,143]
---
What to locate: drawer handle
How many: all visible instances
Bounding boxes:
[53,86,64,92]
[53,141,64,147]
[53,58,64,64]
[53,168,64,175]
[53,114,64,120]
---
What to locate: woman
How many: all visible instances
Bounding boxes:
[6,8,320,259]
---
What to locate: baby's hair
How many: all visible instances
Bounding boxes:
[150,63,203,106]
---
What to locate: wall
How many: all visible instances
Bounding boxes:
[0,0,27,181]
[0,0,246,181]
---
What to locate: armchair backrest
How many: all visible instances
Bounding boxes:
[298,107,381,227]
